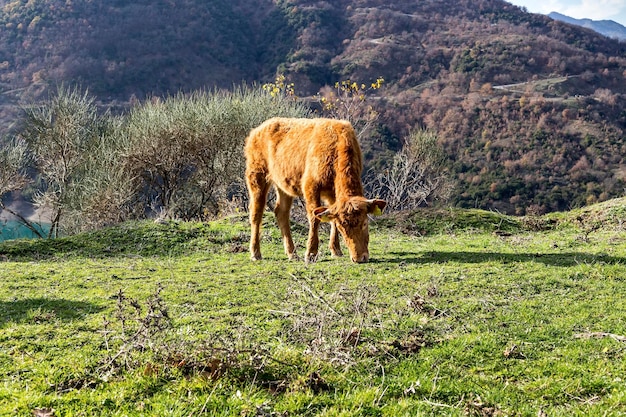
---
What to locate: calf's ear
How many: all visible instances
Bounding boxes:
[367,199,387,216]
[313,206,334,222]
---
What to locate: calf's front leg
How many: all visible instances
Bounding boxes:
[329,221,343,257]
[305,209,321,263]
[303,183,323,263]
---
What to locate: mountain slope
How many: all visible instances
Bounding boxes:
[0,0,282,99]
[2,0,623,101]
[0,0,625,214]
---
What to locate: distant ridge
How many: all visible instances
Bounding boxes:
[549,12,626,41]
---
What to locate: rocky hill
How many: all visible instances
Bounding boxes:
[0,0,625,214]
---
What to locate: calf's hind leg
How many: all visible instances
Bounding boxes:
[246,170,270,261]
[274,188,297,260]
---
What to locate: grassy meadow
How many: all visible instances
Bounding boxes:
[1,199,626,416]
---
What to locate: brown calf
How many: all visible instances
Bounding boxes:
[244,117,386,263]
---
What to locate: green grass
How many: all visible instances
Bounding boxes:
[1,200,626,416]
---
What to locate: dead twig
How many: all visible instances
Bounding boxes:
[574,332,626,342]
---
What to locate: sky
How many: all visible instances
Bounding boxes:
[505,0,626,27]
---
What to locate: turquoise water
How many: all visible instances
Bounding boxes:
[0,221,50,241]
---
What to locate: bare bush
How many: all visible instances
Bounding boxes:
[100,285,172,375]
[366,129,453,211]
[98,285,283,390]
[273,273,436,366]
[275,274,381,365]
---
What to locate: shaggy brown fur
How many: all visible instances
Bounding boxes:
[245,117,385,263]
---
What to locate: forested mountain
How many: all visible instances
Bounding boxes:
[1,0,625,214]
[548,12,626,41]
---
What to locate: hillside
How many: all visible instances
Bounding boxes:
[0,0,625,214]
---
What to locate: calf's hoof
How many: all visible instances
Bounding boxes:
[304,252,319,264]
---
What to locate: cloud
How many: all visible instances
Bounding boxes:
[526,0,569,15]
[507,0,626,26]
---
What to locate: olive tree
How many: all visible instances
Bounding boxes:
[60,115,140,233]
[16,85,104,237]
[9,84,311,234]
[120,86,310,220]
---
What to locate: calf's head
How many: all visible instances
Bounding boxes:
[314,197,386,263]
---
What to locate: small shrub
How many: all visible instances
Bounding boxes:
[100,285,172,375]
[274,272,438,365]
[315,77,384,140]
[98,284,294,391]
